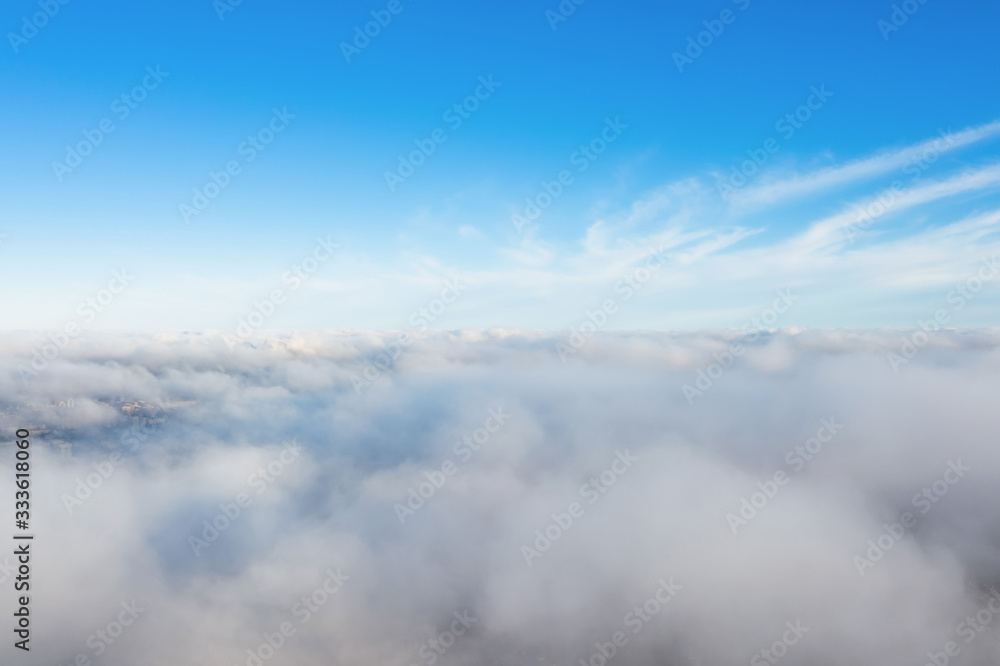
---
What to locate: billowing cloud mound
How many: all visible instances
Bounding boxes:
[2,329,1000,665]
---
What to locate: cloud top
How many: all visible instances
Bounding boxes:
[2,330,1000,665]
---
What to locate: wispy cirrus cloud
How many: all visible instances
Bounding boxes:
[12,124,1000,332]
[728,119,1000,209]
[786,162,1000,254]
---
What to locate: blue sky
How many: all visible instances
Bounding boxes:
[2,0,999,331]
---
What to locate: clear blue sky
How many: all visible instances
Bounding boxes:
[2,0,999,331]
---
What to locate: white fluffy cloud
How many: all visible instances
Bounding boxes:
[2,329,1000,665]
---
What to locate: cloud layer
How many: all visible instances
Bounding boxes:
[2,330,1000,665]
